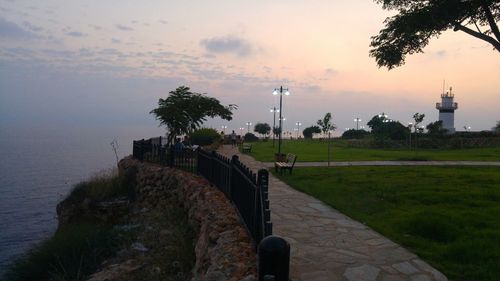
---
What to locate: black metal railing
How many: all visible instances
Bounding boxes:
[132,137,272,246]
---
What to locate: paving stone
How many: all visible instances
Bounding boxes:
[343,264,380,281]
[300,270,330,281]
[411,274,433,281]
[393,262,420,275]
[411,259,448,281]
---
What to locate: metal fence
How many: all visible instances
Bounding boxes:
[132,137,272,246]
[197,149,272,245]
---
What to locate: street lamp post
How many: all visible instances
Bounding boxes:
[246,122,252,133]
[295,122,301,139]
[408,122,413,150]
[270,107,280,147]
[221,125,227,134]
[273,86,290,155]
[239,127,245,135]
[354,118,362,130]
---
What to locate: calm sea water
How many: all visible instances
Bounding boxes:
[0,125,163,275]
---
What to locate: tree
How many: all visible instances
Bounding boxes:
[272,126,281,137]
[370,0,500,69]
[150,86,237,146]
[254,123,271,136]
[493,120,500,132]
[317,113,336,137]
[302,126,321,139]
[367,115,409,140]
[426,120,448,137]
[342,129,370,139]
[367,114,387,132]
[413,113,425,133]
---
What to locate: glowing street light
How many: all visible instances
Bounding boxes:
[295,122,301,138]
[354,118,362,130]
[246,122,252,133]
[221,125,227,134]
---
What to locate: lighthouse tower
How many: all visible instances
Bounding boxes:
[435,87,458,133]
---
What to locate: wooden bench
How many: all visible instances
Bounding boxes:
[242,143,252,153]
[275,153,297,175]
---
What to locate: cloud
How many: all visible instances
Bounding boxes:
[159,20,168,24]
[22,21,43,32]
[116,24,134,31]
[200,35,253,57]
[89,24,101,30]
[111,38,121,44]
[66,31,87,37]
[0,17,37,39]
[324,68,338,75]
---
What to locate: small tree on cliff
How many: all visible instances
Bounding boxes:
[150,86,237,146]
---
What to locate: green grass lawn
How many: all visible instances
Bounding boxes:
[247,139,500,162]
[274,166,500,281]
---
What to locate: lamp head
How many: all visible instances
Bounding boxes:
[272,90,278,96]
[284,90,290,96]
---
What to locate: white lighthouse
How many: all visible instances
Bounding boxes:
[435,87,458,133]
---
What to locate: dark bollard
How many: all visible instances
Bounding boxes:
[258,235,290,281]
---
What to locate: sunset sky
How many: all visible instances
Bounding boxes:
[1,0,499,134]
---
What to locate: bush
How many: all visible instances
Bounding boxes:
[342,129,370,139]
[244,132,259,142]
[189,128,221,146]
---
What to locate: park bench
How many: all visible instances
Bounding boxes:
[242,143,252,153]
[274,153,297,175]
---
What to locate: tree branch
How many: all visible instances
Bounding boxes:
[481,3,500,42]
[454,23,500,52]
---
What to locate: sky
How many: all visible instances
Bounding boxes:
[1,0,499,136]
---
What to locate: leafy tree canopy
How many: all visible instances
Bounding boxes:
[367,114,409,140]
[494,120,500,132]
[317,113,336,136]
[150,86,237,145]
[342,129,370,139]
[426,120,448,137]
[302,126,322,139]
[413,113,425,132]
[371,0,500,69]
[254,123,271,136]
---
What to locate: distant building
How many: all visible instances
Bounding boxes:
[436,87,458,133]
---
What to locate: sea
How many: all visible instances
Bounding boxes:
[0,125,163,276]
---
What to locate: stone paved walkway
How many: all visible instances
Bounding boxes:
[217,145,448,281]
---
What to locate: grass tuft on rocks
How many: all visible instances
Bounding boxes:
[4,223,118,281]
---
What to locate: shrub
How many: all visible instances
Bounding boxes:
[342,129,370,139]
[189,128,221,146]
[244,132,259,142]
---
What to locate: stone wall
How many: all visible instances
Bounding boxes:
[118,156,257,281]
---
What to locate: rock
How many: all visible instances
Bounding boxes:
[131,242,148,252]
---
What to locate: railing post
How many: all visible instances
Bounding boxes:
[258,236,290,281]
[169,145,175,167]
[210,150,217,183]
[230,155,238,199]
